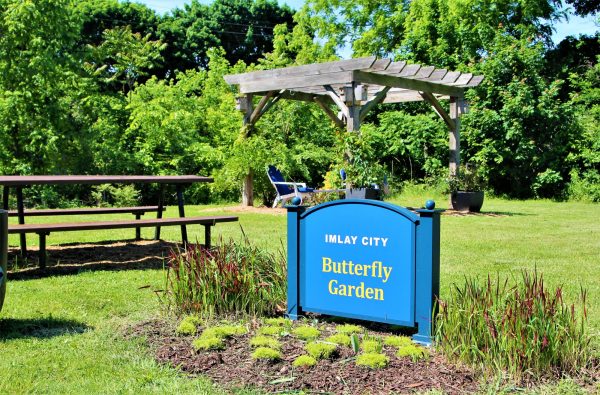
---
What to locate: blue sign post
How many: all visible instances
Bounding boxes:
[286,199,441,345]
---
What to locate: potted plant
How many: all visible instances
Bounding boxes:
[448,164,485,212]
[342,133,386,200]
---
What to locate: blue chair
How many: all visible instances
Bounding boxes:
[267,165,343,207]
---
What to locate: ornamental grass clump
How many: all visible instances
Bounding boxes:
[356,353,389,369]
[435,270,592,380]
[292,326,320,340]
[165,238,286,317]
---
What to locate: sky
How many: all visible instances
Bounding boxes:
[139,0,598,57]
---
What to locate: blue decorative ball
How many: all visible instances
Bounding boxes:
[425,200,435,210]
[291,196,302,206]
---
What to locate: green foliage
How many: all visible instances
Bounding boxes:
[165,238,286,317]
[355,352,389,369]
[257,325,282,337]
[325,333,351,347]
[336,324,363,334]
[568,170,600,202]
[263,317,292,327]
[175,315,201,336]
[292,354,317,368]
[435,271,592,380]
[192,336,224,351]
[447,164,485,192]
[202,325,246,339]
[361,339,382,353]
[396,344,429,362]
[305,342,336,359]
[251,346,282,361]
[250,335,281,350]
[384,335,413,348]
[292,326,321,340]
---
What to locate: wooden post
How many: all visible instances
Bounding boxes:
[345,83,361,133]
[238,94,254,207]
[449,97,465,177]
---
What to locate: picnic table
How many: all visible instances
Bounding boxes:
[0,175,237,267]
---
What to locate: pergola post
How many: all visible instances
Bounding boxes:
[449,97,466,177]
[238,94,254,206]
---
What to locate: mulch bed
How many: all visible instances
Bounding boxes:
[133,319,479,394]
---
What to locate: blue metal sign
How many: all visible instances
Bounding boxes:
[286,199,441,345]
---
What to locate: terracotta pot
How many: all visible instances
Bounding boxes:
[450,191,484,212]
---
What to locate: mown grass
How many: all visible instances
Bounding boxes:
[1,194,599,393]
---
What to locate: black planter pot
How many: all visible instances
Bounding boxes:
[345,187,382,200]
[450,191,484,212]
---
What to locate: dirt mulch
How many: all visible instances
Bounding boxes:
[133,319,478,394]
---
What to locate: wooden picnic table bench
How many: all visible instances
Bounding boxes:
[0,175,229,267]
[7,215,238,268]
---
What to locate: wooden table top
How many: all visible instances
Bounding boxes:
[0,175,213,186]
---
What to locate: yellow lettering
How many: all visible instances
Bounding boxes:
[375,288,384,301]
[355,282,365,298]
[322,257,332,273]
[328,279,338,295]
[365,288,374,299]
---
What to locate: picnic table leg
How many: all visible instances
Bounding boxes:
[16,187,26,255]
[155,185,164,240]
[176,185,188,245]
[204,224,212,249]
[2,186,8,210]
[135,213,141,240]
[38,232,48,269]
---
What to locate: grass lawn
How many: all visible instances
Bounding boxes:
[1,193,598,393]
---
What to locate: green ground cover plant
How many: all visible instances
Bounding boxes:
[435,270,592,380]
[292,325,321,340]
[384,335,413,348]
[355,352,389,369]
[335,324,363,334]
[250,335,281,350]
[1,197,599,393]
[175,315,201,336]
[325,333,351,347]
[305,341,336,359]
[256,325,282,336]
[396,344,429,362]
[251,347,281,361]
[292,355,317,368]
[193,336,224,351]
[361,339,383,353]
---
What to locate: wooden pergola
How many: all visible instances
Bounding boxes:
[224,56,483,206]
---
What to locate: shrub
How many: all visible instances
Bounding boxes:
[361,339,382,353]
[435,270,592,380]
[384,335,413,348]
[251,347,282,361]
[356,353,389,369]
[396,344,429,362]
[336,324,363,334]
[293,355,317,368]
[250,335,281,350]
[325,333,351,347]
[175,316,201,336]
[193,336,224,351]
[305,342,337,359]
[257,325,282,336]
[165,238,286,317]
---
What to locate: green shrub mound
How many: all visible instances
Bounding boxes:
[193,336,224,351]
[202,324,246,339]
[250,335,281,350]
[384,335,413,348]
[325,333,351,347]
[292,326,320,340]
[292,355,317,368]
[257,325,281,336]
[175,315,202,336]
[356,353,389,369]
[305,342,336,360]
[336,324,362,334]
[251,347,282,361]
[361,339,382,353]
[435,271,592,379]
[396,344,428,361]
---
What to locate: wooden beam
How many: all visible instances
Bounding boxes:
[224,56,377,85]
[314,97,345,130]
[448,97,466,177]
[238,70,355,94]
[374,61,406,75]
[360,86,391,121]
[354,70,465,97]
[249,91,275,125]
[325,85,349,118]
[420,91,456,131]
